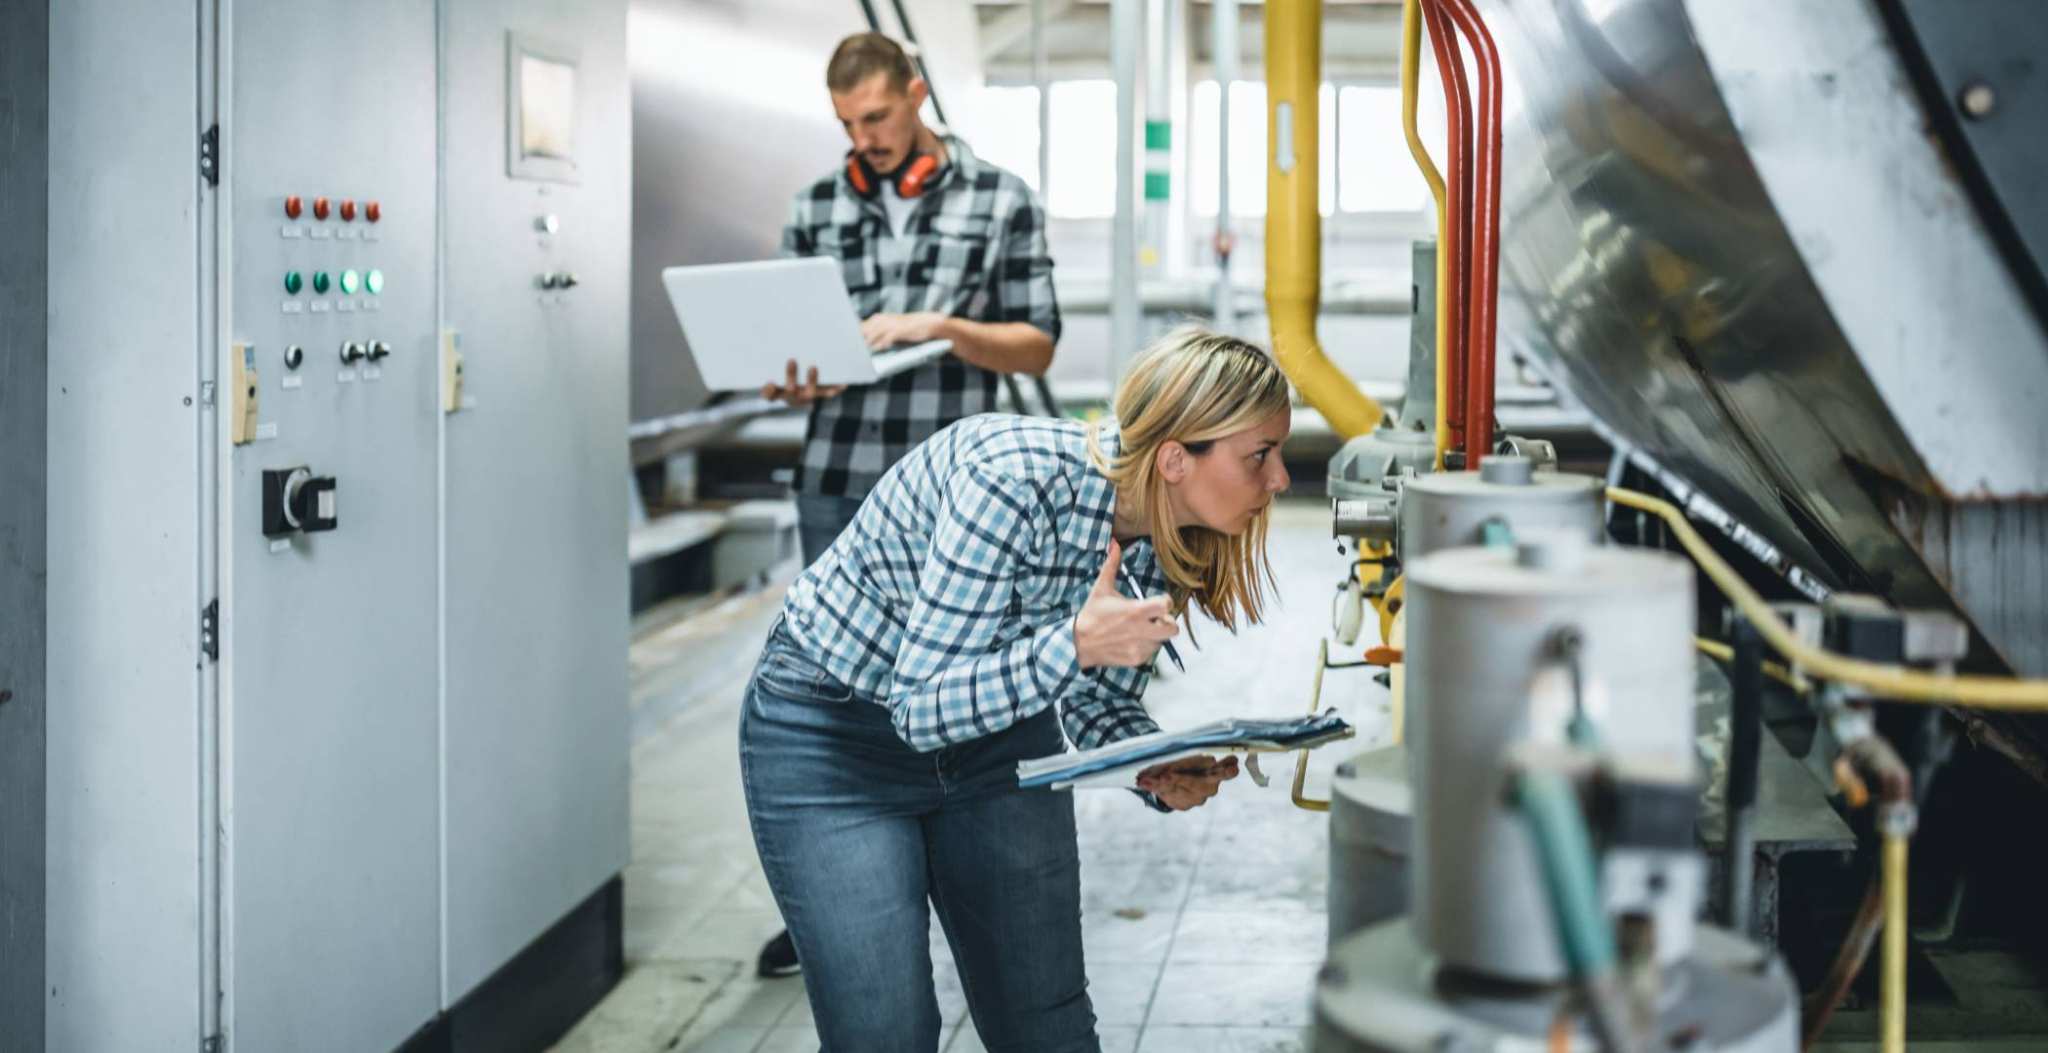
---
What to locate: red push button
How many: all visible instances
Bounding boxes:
[284,195,303,219]
[339,199,357,222]
[365,201,381,223]
[312,196,331,220]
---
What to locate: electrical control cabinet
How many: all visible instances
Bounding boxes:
[44,2,630,1050]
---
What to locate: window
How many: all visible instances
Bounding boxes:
[1336,84,1434,214]
[973,85,1043,194]
[1190,81,1336,218]
[1046,80,1119,218]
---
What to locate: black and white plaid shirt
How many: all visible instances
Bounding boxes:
[781,137,1060,498]
[780,415,1164,753]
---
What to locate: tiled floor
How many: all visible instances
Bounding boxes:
[554,499,1391,1052]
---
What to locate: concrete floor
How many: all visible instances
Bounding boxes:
[554,498,1392,1052]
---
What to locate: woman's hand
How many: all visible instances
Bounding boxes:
[1137,755,1239,811]
[1074,541,1180,669]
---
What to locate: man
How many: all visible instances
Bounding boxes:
[755,31,1062,978]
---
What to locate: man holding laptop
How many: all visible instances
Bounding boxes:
[753,31,1061,978]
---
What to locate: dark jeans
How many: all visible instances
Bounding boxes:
[796,493,867,568]
[739,621,1098,1052]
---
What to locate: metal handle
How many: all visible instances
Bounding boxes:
[1291,639,1332,812]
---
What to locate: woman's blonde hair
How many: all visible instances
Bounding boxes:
[1088,325,1292,630]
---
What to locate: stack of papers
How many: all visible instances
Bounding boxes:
[1017,712,1355,791]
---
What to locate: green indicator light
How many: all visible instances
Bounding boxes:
[365,268,385,295]
[284,270,303,295]
[339,269,361,295]
[311,271,331,294]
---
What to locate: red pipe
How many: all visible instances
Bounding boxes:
[1419,0,1471,455]
[1439,0,1502,467]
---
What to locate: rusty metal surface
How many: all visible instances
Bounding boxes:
[1482,0,2048,680]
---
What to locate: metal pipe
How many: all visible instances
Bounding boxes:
[1143,0,1171,275]
[886,0,949,127]
[1725,617,1765,935]
[1032,0,1049,199]
[1211,0,1237,331]
[1110,0,1142,379]
[1438,0,1503,465]
[1419,0,1470,454]
[1265,0,1384,439]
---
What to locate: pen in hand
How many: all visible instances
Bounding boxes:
[1117,566,1185,673]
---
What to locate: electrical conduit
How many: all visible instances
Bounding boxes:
[1399,0,1453,465]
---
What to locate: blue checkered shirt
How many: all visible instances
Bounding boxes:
[779,415,1165,753]
[781,137,1061,499]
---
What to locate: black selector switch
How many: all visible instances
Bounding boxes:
[262,467,339,538]
[284,345,304,371]
[340,341,366,365]
[366,340,392,362]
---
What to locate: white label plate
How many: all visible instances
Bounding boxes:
[337,301,356,313]
[311,301,332,313]
[363,366,383,381]
[255,421,278,440]
[310,227,333,240]
[269,539,291,554]
[281,376,304,390]
[338,370,357,384]
[281,225,304,239]
[282,301,304,314]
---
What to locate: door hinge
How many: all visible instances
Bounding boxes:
[202,1034,223,1053]
[201,599,219,662]
[199,124,220,187]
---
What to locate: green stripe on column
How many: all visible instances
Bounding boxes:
[1145,120,1171,151]
[1144,171,1171,201]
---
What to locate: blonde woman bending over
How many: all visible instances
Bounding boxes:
[739,327,1293,1052]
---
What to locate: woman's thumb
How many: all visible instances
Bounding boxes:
[1092,539,1124,593]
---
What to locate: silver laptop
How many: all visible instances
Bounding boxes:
[661,257,953,391]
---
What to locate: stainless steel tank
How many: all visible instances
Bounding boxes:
[1326,460,1607,944]
[1407,539,1697,982]
[1326,746,1410,943]
[1483,0,2048,708]
[1397,461,1605,558]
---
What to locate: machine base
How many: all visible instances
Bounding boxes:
[399,876,624,1053]
[1314,919,1797,1052]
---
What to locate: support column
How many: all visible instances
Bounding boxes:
[0,2,51,1049]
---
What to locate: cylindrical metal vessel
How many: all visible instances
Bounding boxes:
[1327,745,1411,942]
[1397,465,1604,560]
[1407,540,1697,982]
[1312,920,1798,1053]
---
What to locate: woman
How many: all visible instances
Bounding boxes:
[740,327,1292,1051]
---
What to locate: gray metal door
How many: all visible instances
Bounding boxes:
[437,0,633,1003]
[223,2,443,1048]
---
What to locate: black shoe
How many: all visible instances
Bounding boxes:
[757,929,801,979]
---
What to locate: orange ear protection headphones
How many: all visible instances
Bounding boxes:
[845,148,943,199]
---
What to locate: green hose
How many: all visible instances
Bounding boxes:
[1512,769,1616,977]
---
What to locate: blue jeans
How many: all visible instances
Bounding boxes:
[796,493,867,568]
[739,621,1098,1052]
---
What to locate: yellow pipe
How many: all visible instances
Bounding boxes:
[1692,636,1813,696]
[1608,486,2048,710]
[1883,832,1908,1053]
[1400,0,1453,465]
[1266,0,1384,440]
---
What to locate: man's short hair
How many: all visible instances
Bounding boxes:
[827,32,916,95]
